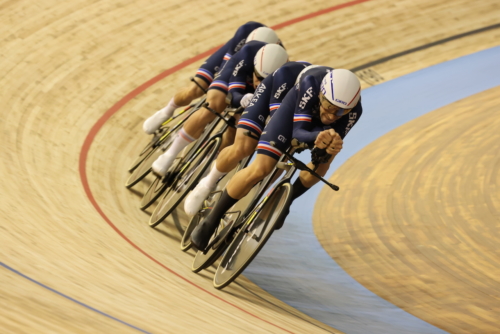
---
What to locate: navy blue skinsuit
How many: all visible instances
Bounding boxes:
[257,65,363,159]
[236,61,312,137]
[194,21,264,85]
[208,40,267,106]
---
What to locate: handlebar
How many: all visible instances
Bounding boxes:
[270,141,339,191]
[311,147,332,166]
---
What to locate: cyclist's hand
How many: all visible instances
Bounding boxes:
[315,129,335,149]
[240,93,254,108]
[326,132,343,156]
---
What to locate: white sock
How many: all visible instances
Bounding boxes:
[167,128,196,158]
[162,97,180,118]
[203,163,227,187]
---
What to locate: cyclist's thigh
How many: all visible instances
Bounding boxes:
[205,89,227,112]
[233,128,259,154]
[194,46,227,86]
[257,109,294,161]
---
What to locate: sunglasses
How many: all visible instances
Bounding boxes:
[319,93,351,116]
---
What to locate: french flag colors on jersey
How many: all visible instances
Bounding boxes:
[209,80,229,93]
[238,118,263,135]
[294,114,312,122]
[223,53,232,61]
[257,141,282,159]
[269,103,280,113]
[229,82,247,91]
[196,68,214,83]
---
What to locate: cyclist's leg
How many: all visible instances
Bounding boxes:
[274,151,336,229]
[190,109,291,249]
[185,90,270,215]
[143,46,223,134]
[298,153,335,187]
[172,78,208,107]
[224,93,294,198]
[190,153,278,250]
[152,88,227,176]
[205,77,272,183]
[184,128,258,215]
[218,128,259,172]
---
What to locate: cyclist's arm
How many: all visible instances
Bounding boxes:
[331,101,363,139]
[267,68,296,116]
[292,76,321,145]
[227,52,253,106]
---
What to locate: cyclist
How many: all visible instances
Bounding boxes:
[190,67,363,250]
[150,42,289,176]
[184,61,312,216]
[142,22,280,134]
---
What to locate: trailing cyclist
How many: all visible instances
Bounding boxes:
[143,22,280,134]
[184,60,312,216]
[150,41,289,177]
[190,66,363,250]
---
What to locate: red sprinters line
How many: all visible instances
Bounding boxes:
[79,1,371,332]
[271,0,372,30]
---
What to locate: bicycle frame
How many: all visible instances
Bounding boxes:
[222,142,340,239]
[155,97,206,146]
[173,104,243,176]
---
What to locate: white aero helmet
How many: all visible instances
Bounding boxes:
[245,27,280,44]
[295,64,322,84]
[253,44,288,79]
[320,69,361,109]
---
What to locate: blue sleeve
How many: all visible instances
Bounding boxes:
[268,68,298,116]
[331,101,363,139]
[292,76,321,145]
[228,48,254,106]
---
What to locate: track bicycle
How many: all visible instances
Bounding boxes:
[147,103,244,227]
[212,141,339,289]
[137,99,236,210]
[186,132,295,273]
[124,97,206,189]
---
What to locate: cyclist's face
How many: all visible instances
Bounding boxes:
[318,93,351,124]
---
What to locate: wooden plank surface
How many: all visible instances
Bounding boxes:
[1,0,499,332]
[314,86,500,333]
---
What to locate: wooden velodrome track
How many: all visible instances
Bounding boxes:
[1,0,499,333]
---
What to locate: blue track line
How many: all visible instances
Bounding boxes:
[0,261,152,334]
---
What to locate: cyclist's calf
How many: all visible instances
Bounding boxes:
[183,90,228,138]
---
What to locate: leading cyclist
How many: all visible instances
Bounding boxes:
[190,66,363,250]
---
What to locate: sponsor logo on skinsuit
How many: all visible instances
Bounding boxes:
[274,83,287,99]
[233,60,245,76]
[299,87,314,109]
